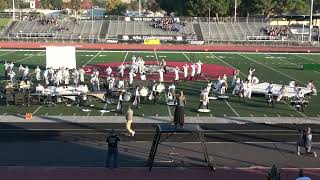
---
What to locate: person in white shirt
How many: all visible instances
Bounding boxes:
[133,86,140,108]
[231,69,239,86]
[90,76,99,91]
[22,66,29,81]
[196,60,203,77]
[4,61,9,79]
[34,66,41,81]
[183,64,189,80]
[296,88,304,99]
[56,68,63,85]
[174,67,180,81]
[199,88,209,109]
[8,62,14,72]
[108,75,115,90]
[35,84,44,94]
[118,64,125,78]
[106,66,112,76]
[129,71,136,87]
[131,55,136,65]
[160,59,167,73]
[18,65,24,80]
[307,80,317,96]
[79,68,85,84]
[8,70,16,83]
[72,69,79,86]
[158,68,165,83]
[63,68,70,87]
[190,63,197,80]
[248,68,255,76]
[140,71,147,81]
[289,80,296,87]
[232,78,241,95]
[43,68,49,86]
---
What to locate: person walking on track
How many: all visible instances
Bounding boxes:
[126,106,135,136]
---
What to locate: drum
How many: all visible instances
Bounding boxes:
[156,84,165,93]
[123,92,132,102]
[140,87,149,97]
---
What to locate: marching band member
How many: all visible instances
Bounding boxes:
[129,70,136,87]
[190,63,197,80]
[108,74,115,90]
[9,62,14,72]
[53,73,59,86]
[307,80,317,96]
[231,69,239,86]
[266,83,274,94]
[118,64,125,78]
[246,80,253,99]
[43,68,49,86]
[174,66,180,81]
[117,91,124,113]
[72,68,79,86]
[160,59,167,73]
[265,83,274,105]
[183,63,189,80]
[196,60,203,77]
[138,58,145,74]
[277,85,287,101]
[168,83,176,103]
[247,73,252,82]
[118,79,125,88]
[57,68,63,85]
[48,67,55,82]
[223,74,227,81]
[248,68,255,76]
[22,66,29,82]
[206,81,213,94]
[63,68,70,87]
[158,67,165,83]
[140,71,147,81]
[35,83,44,94]
[4,61,8,79]
[251,75,259,85]
[131,55,136,65]
[133,86,140,108]
[296,88,304,99]
[34,66,41,81]
[199,88,209,109]
[232,78,241,95]
[149,81,157,103]
[94,68,99,78]
[18,65,24,80]
[106,66,112,76]
[90,76,99,91]
[8,70,16,83]
[79,68,85,84]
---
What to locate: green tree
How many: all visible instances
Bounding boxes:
[40,0,48,8]
[106,0,127,15]
[49,0,63,9]
[0,0,7,10]
[146,0,161,12]
[71,0,81,15]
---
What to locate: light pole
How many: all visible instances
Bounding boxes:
[138,0,141,17]
[91,6,94,43]
[234,0,237,22]
[12,0,15,20]
[309,0,314,42]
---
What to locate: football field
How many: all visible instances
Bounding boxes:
[0,49,319,117]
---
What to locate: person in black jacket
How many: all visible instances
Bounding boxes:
[105,130,120,169]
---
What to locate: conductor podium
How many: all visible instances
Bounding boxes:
[147,124,215,171]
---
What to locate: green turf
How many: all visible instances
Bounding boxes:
[0,50,320,117]
[0,18,10,29]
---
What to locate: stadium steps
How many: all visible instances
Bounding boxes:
[192,23,204,41]
[99,20,109,39]
[3,21,17,36]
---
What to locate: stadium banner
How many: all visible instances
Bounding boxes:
[119,35,186,41]
[106,39,118,44]
[131,17,180,22]
[144,39,160,45]
[188,40,205,45]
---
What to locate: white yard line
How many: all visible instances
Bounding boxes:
[82,51,102,67]
[239,54,306,85]
[154,49,159,64]
[32,106,43,115]
[265,54,302,68]
[122,51,129,64]
[0,51,14,58]
[281,100,307,117]
[292,54,320,63]
[224,99,240,117]
[15,52,44,63]
[209,53,247,77]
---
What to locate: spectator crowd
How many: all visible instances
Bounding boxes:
[262,26,290,36]
[150,18,185,32]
